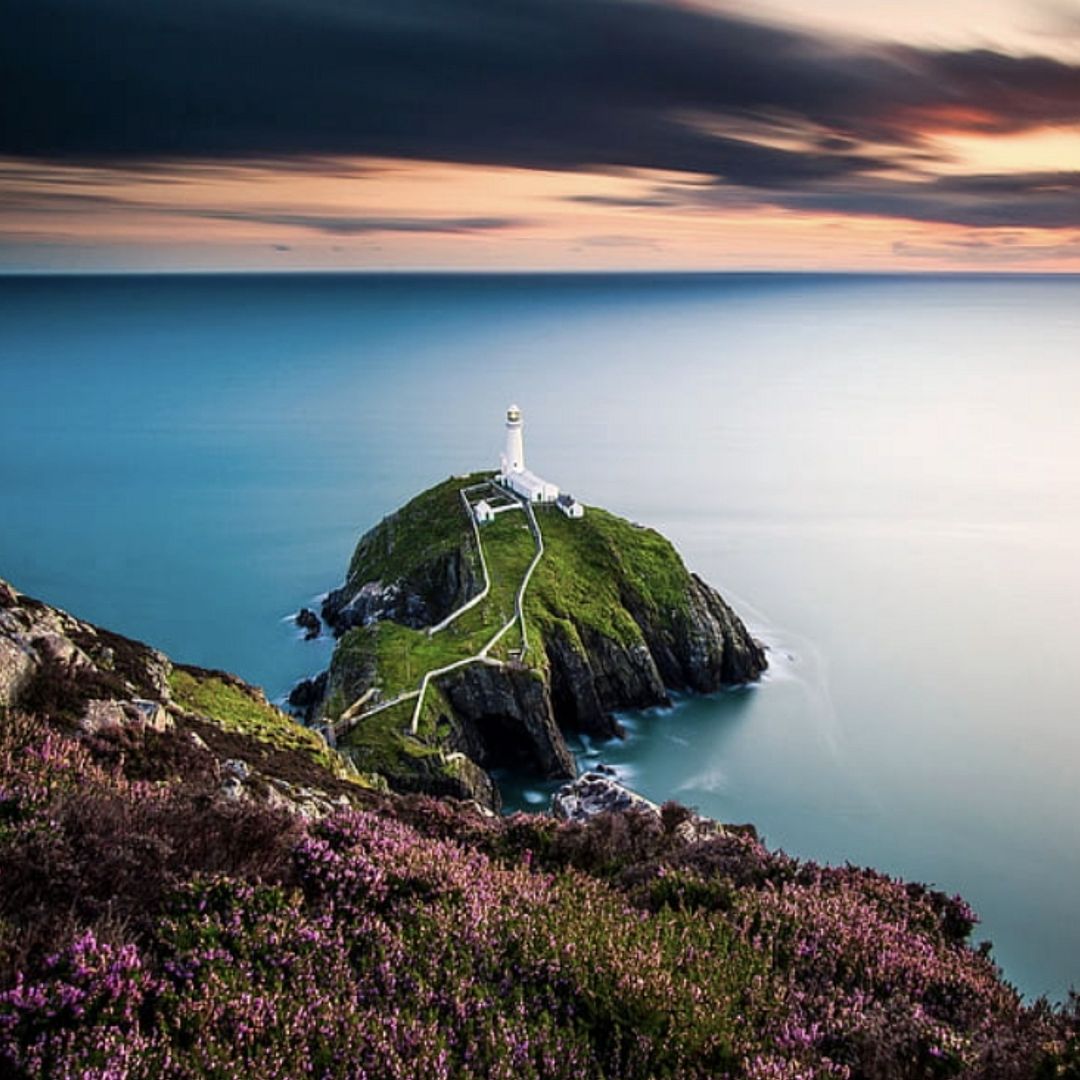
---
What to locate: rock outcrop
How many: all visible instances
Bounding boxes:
[0,577,368,818]
[552,771,660,822]
[288,669,328,722]
[0,579,171,716]
[295,607,321,640]
[321,478,484,635]
[368,745,499,811]
[552,771,727,843]
[324,546,481,634]
[439,663,576,779]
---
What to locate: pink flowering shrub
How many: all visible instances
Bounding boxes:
[0,712,1077,1078]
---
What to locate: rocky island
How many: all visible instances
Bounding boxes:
[291,471,766,808]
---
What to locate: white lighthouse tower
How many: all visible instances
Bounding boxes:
[502,403,525,475]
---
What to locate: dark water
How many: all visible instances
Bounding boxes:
[2,272,1079,1000]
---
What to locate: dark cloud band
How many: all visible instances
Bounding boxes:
[0,184,524,235]
[4,0,1080,229]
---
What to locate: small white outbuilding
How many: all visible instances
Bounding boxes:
[557,494,584,519]
[473,499,495,525]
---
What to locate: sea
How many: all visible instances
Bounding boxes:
[2,271,1079,1001]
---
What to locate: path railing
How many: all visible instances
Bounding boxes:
[321,688,421,744]
[516,500,544,658]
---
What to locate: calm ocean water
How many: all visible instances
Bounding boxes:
[2,272,1079,1000]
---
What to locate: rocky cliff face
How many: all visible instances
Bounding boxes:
[508,570,765,744]
[298,476,767,808]
[323,545,481,633]
[0,578,368,818]
[322,477,485,635]
[0,578,172,718]
[440,663,576,779]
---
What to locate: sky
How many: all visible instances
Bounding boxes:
[5,0,1080,271]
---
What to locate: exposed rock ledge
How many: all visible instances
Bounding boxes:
[0,577,369,819]
[552,771,726,843]
[552,770,661,821]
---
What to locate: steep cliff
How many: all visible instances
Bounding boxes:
[301,474,766,806]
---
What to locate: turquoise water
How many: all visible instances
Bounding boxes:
[2,272,1079,1000]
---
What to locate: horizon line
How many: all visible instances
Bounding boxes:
[4,267,1080,279]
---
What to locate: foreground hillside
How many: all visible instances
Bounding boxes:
[1,712,1078,1077]
[298,474,766,807]
[0,579,1078,1077]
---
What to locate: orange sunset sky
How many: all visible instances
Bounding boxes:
[5,0,1080,271]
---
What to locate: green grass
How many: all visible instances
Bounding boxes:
[339,695,444,780]
[413,681,457,742]
[337,498,539,779]
[325,626,379,719]
[345,471,492,588]
[337,481,699,711]
[584,507,694,617]
[168,668,346,777]
[359,505,538,704]
[339,679,488,796]
[373,622,467,699]
[470,506,535,655]
[525,505,692,649]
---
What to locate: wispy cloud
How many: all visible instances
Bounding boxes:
[575,234,663,249]
[668,170,1080,229]
[565,194,679,210]
[190,211,525,235]
[0,187,525,236]
[894,230,1080,261]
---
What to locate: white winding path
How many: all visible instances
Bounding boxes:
[324,480,546,743]
[407,483,544,734]
[514,500,544,659]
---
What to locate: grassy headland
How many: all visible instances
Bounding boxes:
[325,473,719,792]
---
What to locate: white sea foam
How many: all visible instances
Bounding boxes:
[675,767,727,795]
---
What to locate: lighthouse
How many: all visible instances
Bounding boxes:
[495,404,578,512]
[502,403,525,475]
